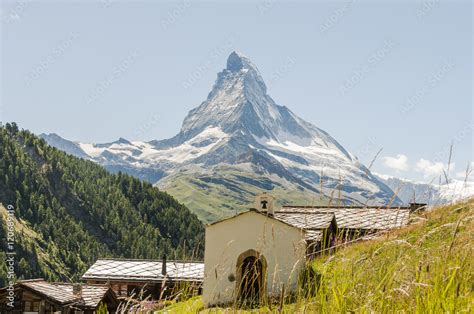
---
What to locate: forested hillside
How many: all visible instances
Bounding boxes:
[0,123,204,286]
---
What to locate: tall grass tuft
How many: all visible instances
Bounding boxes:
[286,198,473,313]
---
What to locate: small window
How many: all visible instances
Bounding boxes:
[32,301,40,311]
[23,300,40,312]
[24,301,31,311]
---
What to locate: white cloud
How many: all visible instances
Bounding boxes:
[381,154,409,172]
[415,158,455,178]
[455,161,474,179]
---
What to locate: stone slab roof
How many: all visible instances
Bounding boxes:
[279,207,410,230]
[10,279,112,308]
[21,280,78,304]
[274,212,335,242]
[82,259,204,283]
[52,283,110,308]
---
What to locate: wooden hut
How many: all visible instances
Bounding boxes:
[0,279,118,313]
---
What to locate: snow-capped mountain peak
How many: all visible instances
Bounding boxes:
[42,51,404,221]
[226,51,258,72]
[179,51,342,152]
[179,51,273,141]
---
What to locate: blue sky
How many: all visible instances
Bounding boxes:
[1,0,472,183]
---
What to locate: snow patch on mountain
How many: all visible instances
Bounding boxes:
[146,126,228,163]
[375,173,474,204]
[438,180,474,202]
[78,143,106,158]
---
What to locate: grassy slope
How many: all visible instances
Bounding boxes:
[160,198,473,313]
[159,166,330,223]
[0,203,72,280]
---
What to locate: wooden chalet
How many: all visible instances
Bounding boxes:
[0,279,118,313]
[81,258,204,299]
